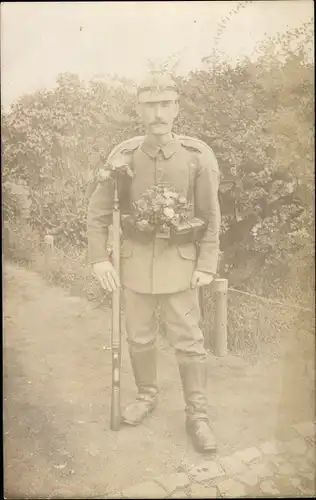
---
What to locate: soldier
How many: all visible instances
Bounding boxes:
[87,73,221,453]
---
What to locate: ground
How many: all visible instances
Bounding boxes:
[3,261,315,499]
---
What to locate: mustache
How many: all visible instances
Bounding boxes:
[151,120,167,125]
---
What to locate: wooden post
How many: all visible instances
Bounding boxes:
[199,286,210,350]
[213,278,228,356]
[44,234,54,278]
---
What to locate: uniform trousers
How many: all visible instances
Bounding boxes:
[123,286,209,420]
[123,286,207,362]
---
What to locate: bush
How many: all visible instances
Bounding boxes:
[5,221,109,307]
[2,17,314,353]
[3,26,313,298]
[6,221,42,265]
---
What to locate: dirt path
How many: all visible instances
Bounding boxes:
[3,262,315,498]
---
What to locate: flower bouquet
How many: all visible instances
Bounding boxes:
[121,183,206,244]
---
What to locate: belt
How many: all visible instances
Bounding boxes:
[120,215,206,245]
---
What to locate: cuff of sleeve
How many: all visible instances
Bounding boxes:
[88,248,111,265]
[197,269,219,277]
[196,255,219,276]
[89,257,111,265]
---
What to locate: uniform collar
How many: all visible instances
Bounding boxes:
[141,134,181,159]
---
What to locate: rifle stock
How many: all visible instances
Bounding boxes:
[110,176,121,431]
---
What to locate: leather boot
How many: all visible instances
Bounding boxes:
[178,360,217,453]
[122,346,158,426]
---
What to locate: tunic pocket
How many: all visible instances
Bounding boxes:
[176,242,197,260]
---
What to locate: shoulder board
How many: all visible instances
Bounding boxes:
[176,135,213,155]
[176,135,219,173]
[107,136,144,164]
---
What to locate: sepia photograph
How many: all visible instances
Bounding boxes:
[2,1,315,498]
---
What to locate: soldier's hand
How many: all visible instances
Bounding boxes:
[191,270,214,288]
[92,261,121,292]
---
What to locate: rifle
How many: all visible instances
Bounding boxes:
[110,172,122,431]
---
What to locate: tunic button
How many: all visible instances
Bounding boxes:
[156,159,163,182]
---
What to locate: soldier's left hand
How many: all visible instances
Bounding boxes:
[191,270,214,288]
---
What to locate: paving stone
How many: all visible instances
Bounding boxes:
[188,483,217,498]
[295,479,316,498]
[293,421,316,439]
[269,454,288,467]
[300,470,316,482]
[248,461,274,478]
[259,440,285,455]
[297,487,315,497]
[189,461,225,482]
[306,436,316,447]
[306,435,316,446]
[300,476,315,491]
[234,446,262,463]
[288,476,302,489]
[219,455,249,475]
[284,437,309,456]
[290,456,314,473]
[168,489,188,498]
[306,445,316,463]
[274,475,300,496]
[277,462,297,476]
[121,481,167,499]
[155,472,190,494]
[260,479,280,496]
[237,470,260,487]
[217,478,246,498]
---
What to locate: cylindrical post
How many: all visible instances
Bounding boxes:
[213,278,228,356]
[199,287,210,350]
[44,234,54,278]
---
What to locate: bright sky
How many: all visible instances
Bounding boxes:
[1,1,313,109]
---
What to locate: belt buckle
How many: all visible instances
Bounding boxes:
[156,227,170,239]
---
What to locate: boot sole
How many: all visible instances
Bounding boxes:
[188,434,217,454]
[193,442,217,454]
[186,425,217,454]
[121,417,142,426]
[121,404,157,426]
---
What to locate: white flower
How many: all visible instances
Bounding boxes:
[165,190,178,199]
[98,169,111,181]
[163,207,175,218]
[165,198,174,206]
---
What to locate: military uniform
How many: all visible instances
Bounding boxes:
[87,74,221,453]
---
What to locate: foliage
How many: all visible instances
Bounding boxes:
[2,18,314,300]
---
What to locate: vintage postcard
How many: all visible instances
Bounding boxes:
[2,1,315,498]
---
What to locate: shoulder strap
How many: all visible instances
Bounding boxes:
[107,137,144,213]
[85,136,144,203]
[106,136,144,166]
[176,134,219,174]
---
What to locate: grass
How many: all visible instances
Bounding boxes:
[5,220,108,307]
[5,220,314,358]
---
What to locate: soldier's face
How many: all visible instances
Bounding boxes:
[137,99,179,136]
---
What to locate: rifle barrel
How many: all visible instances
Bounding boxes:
[110,178,121,431]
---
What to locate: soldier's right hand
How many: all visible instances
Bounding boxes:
[92,261,121,292]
